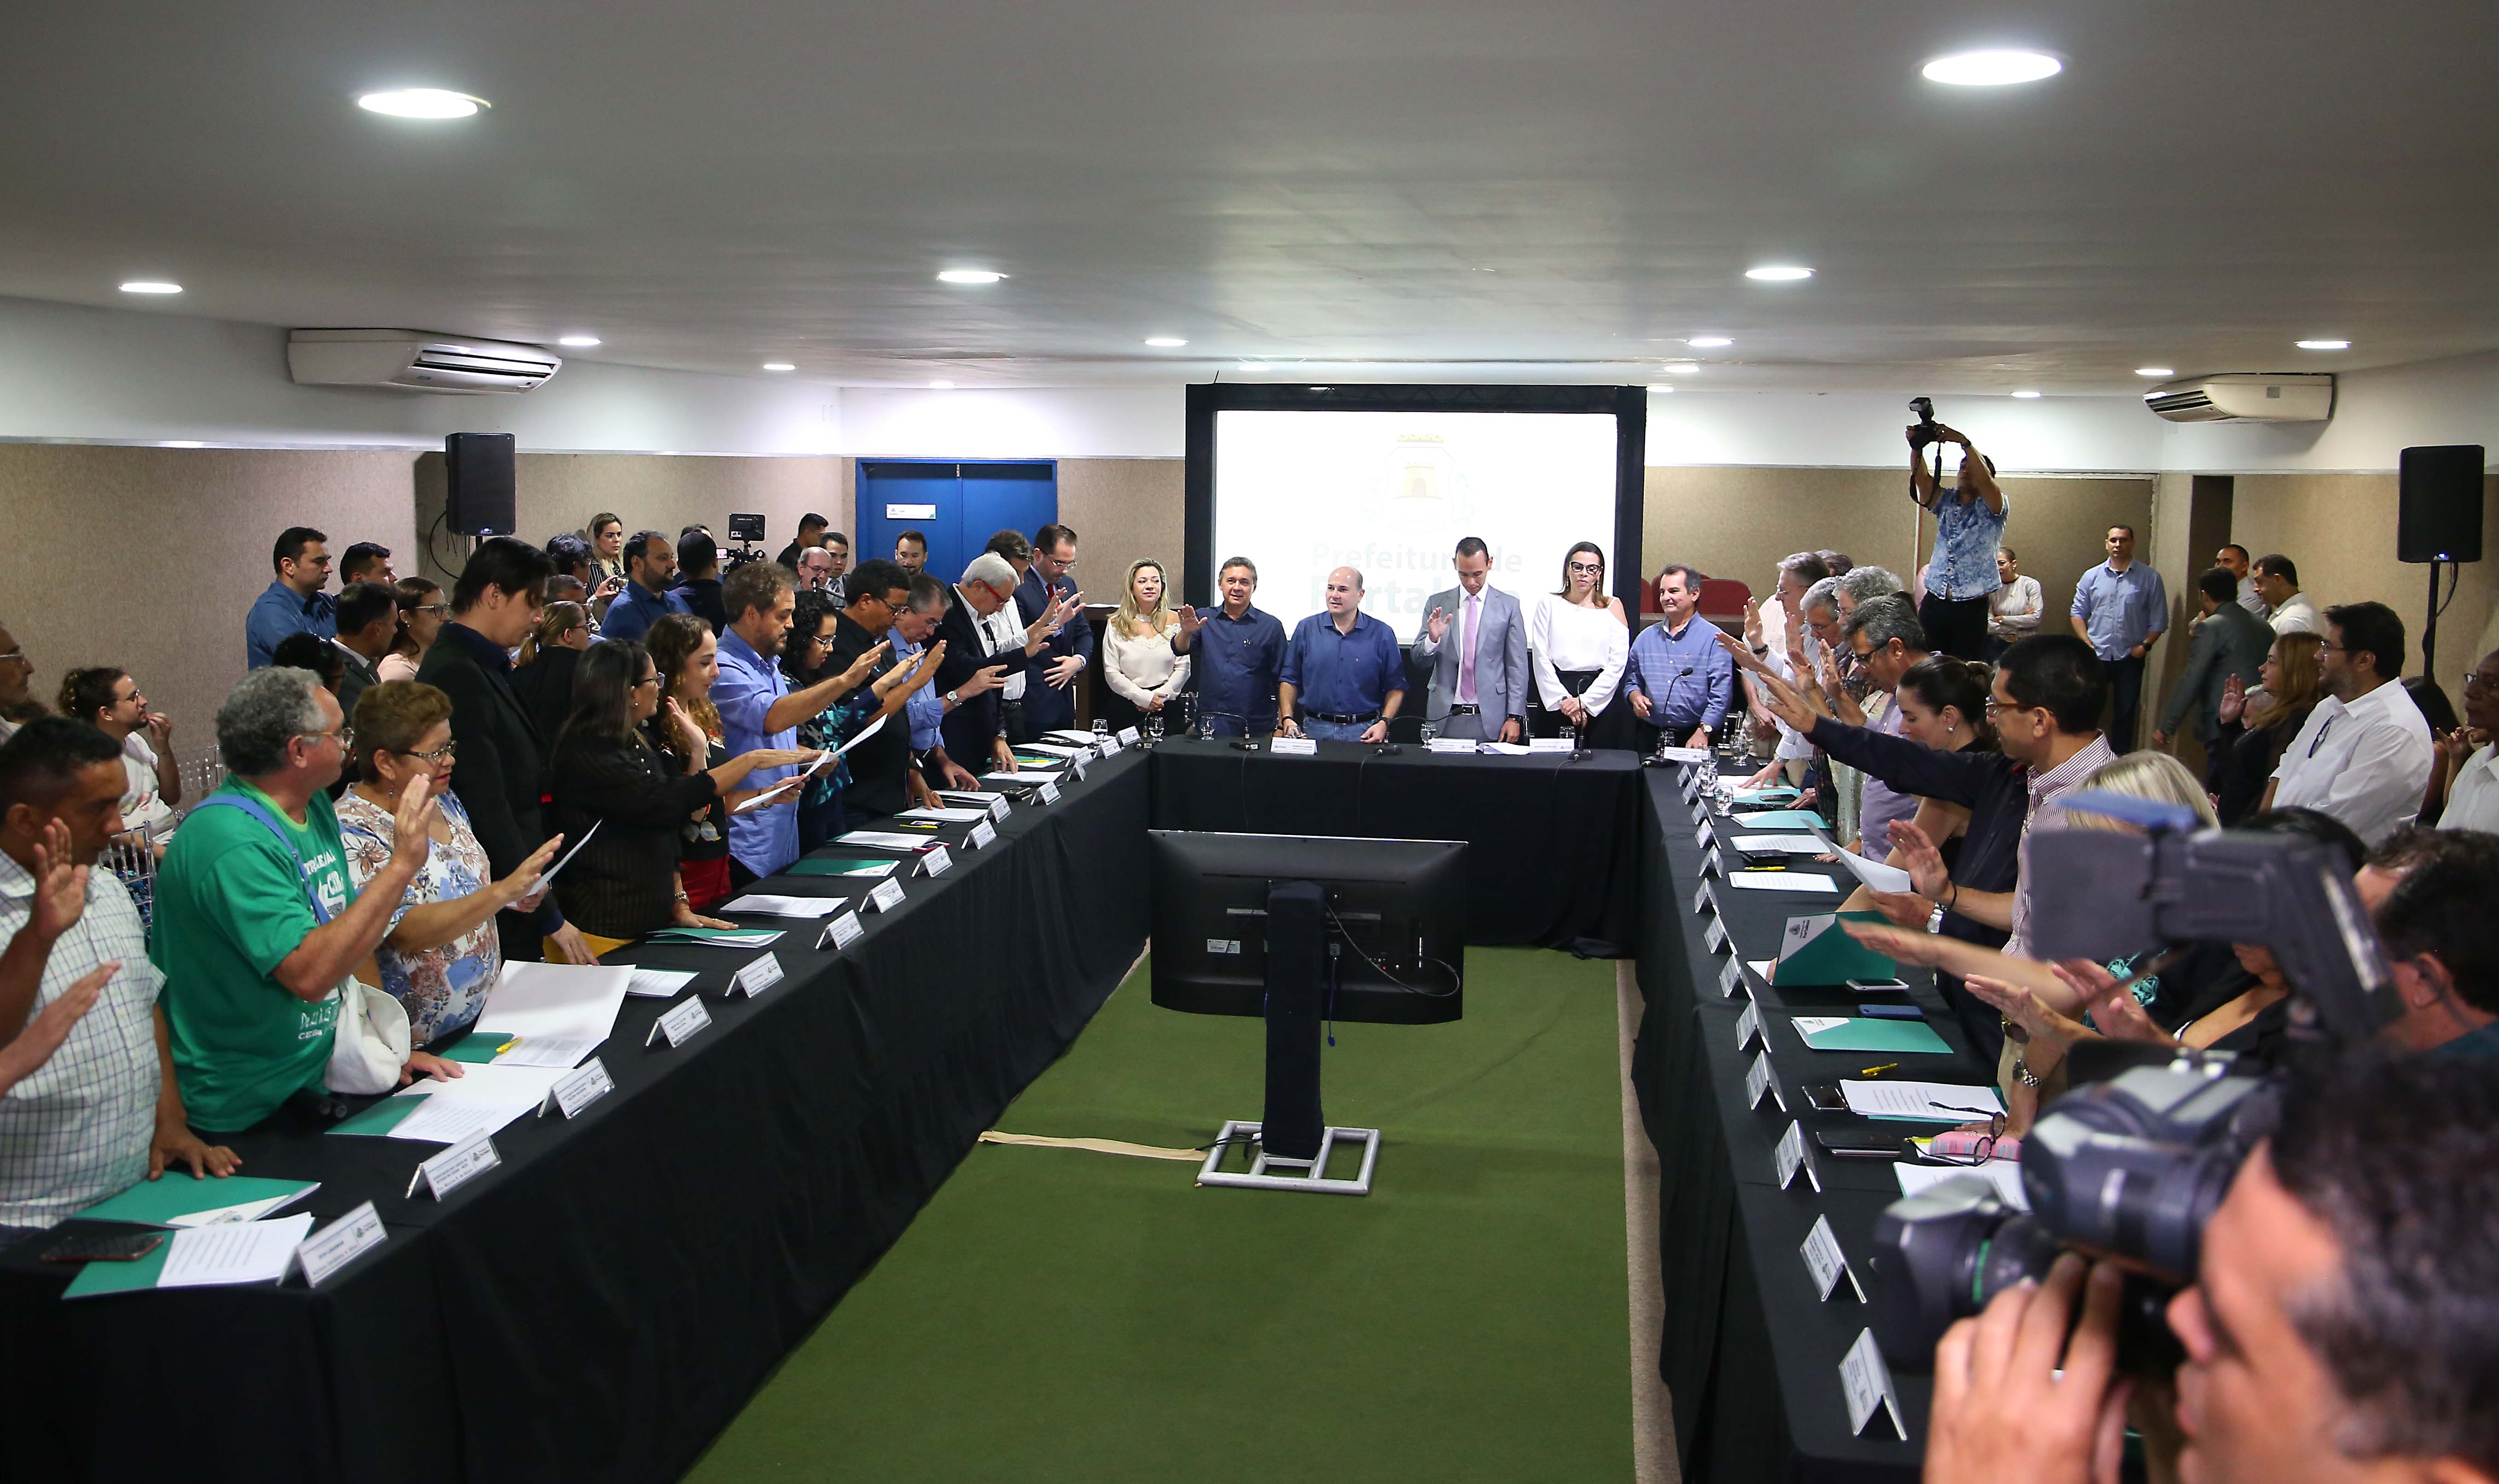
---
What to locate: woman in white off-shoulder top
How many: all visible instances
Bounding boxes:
[1529,541,1634,749]
[1101,559,1192,734]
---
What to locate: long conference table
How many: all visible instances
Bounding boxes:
[3,736,1979,1483]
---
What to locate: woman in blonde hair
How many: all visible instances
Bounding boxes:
[2210,631,2324,824]
[1100,559,1190,734]
[509,600,591,758]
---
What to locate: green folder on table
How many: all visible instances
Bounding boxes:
[1790,1015,1953,1054]
[328,1096,428,1137]
[784,856,900,879]
[61,1240,178,1299]
[646,926,785,946]
[1731,809,1826,830]
[1728,786,1801,805]
[75,1175,319,1226]
[440,1032,514,1064]
[1772,911,1899,986]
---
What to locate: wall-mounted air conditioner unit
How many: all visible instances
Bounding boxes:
[2142,373,2333,424]
[288,329,562,394]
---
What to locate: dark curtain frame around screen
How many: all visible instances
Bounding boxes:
[1181,383,1650,613]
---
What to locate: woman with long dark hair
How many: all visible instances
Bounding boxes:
[1527,541,1632,748]
[547,639,813,951]
[2210,632,2324,824]
[508,600,591,759]
[378,576,448,683]
[779,588,902,851]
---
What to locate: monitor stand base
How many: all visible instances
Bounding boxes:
[1195,1120,1378,1196]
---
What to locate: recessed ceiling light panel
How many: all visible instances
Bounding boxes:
[557,335,600,347]
[761,362,796,372]
[1646,385,1676,394]
[1744,265,1814,282]
[119,280,182,294]
[2011,389,2042,398]
[1144,336,1188,348]
[929,380,954,389]
[1661,362,1701,374]
[936,269,1004,284]
[1922,51,2062,86]
[2134,367,2175,377]
[1685,336,1733,347]
[2296,339,2350,351]
[357,89,488,119]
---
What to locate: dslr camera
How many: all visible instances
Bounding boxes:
[723,512,769,572]
[1906,395,1944,449]
[1863,794,2399,1374]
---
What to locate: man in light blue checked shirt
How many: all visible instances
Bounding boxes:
[1623,564,1732,753]
[2069,524,2168,751]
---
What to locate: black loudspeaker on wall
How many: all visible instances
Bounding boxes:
[445,432,518,536]
[2397,443,2484,564]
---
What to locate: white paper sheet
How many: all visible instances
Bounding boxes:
[165,1189,318,1228]
[1731,835,1828,855]
[626,969,699,997]
[891,806,991,822]
[1840,1080,2006,1122]
[157,1213,314,1288]
[980,770,1063,783]
[1477,742,1535,756]
[398,1064,569,1105]
[385,1096,536,1144]
[474,962,631,1045]
[534,819,602,890]
[1725,871,1840,892]
[490,1034,603,1069]
[721,893,844,919]
[1895,1160,2029,1211]
[838,830,941,851]
[1807,826,1916,893]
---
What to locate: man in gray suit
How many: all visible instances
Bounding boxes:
[2154,566,2276,777]
[1411,536,1529,742]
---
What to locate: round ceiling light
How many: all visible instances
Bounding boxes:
[1744,265,1813,282]
[2296,339,2350,351]
[937,269,1004,284]
[357,89,488,119]
[761,362,796,372]
[1661,362,1701,374]
[929,380,955,389]
[557,335,600,348]
[119,280,182,294]
[1685,336,1732,348]
[1145,336,1188,348]
[1921,51,2062,86]
[2134,367,2175,378]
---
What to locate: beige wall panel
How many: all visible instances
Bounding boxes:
[2231,473,2499,683]
[1054,458,1186,603]
[0,444,419,728]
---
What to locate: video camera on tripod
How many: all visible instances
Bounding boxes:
[723,512,770,571]
[1864,794,2399,1374]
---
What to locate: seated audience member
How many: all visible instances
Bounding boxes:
[2153,567,2273,774]
[2252,551,2320,634]
[825,562,941,817]
[795,545,837,595]
[1907,421,2007,660]
[1015,524,1090,737]
[1983,546,2042,658]
[329,580,400,717]
[586,512,628,593]
[378,576,447,683]
[1528,543,1630,748]
[0,720,234,1227]
[544,531,619,613]
[56,667,179,838]
[271,632,346,696]
[0,619,39,740]
[1172,556,1286,738]
[775,512,830,571]
[1924,1051,2499,1484]
[508,600,592,761]
[674,530,728,634]
[247,526,337,670]
[780,589,924,850]
[599,529,690,643]
[1623,564,1730,752]
[1833,564,1905,621]
[1101,559,1192,735]
[2210,631,2322,825]
[1840,656,2004,966]
[936,552,1060,771]
[2263,600,2433,845]
[2425,645,2499,830]
[418,537,594,966]
[712,560,863,883]
[2353,826,2499,1058]
[339,541,394,587]
[544,574,589,613]
[154,667,456,1134]
[552,640,812,949]
[338,683,557,1046]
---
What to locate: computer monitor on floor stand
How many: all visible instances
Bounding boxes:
[1148,830,1466,1195]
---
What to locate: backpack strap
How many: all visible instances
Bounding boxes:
[191,794,333,926]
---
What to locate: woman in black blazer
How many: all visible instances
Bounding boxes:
[508,601,591,762]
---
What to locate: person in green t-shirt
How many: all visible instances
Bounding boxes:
[153,667,453,1133]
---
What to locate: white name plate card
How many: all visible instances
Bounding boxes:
[731,954,784,998]
[1694,821,1714,850]
[408,1132,500,1200]
[1801,1214,1869,1303]
[819,911,865,950]
[1774,1119,1821,1192]
[1735,999,1762,1051]
[543,1057,615,1119]
[986,794,1012,819]
[1745,1048,1783,1110]
[969,820,998,850]
[918,846,954,878]
[1839,1328,1909,1439]
[1118,726,1142,747]
[646,995,712,1049]
[1038,781,1062,803]
[1268,737,1317,756]
[867,878,907,913]
[1692,882,1711,916]
[1703,848,1724,879]
[294,1202,385,1287]
[1703,915,1729,955]
[1719,957,1746,1000]
[1071,753,1089,780]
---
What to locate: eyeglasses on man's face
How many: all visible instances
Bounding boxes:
[299,725,353,751]
[2464,670,2499,694]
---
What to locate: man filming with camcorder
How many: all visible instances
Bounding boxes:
[1907,397,2008,662]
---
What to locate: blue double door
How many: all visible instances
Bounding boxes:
[853,460,1058,587]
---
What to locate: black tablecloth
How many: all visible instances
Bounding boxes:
[1145,737,1643,954]
[0,751,1152,1484]
[1631,765,1997,1484]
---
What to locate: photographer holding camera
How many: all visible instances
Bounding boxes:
[1924,1051,2499,1484]
[1909,398,2008,662]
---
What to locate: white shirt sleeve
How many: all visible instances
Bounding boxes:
[1579,604,1630,714]
[1529,595,1566,709]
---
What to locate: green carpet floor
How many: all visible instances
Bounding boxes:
[686,948,1631,1483]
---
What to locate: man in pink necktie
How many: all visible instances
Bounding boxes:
[1414,536,1529,743]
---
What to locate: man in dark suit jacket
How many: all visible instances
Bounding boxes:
[1013,523,1092,736]
[937,552,1073,775]
[672,530,728,634]
[416,537,592,964]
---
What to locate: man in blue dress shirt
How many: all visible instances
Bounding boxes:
[1013,523,1093,736]
[2069,524,2168,751]
[598,529,691,643]
[1623,564,1734,752]
[1277,567,1406,743]
[244,527,337,669]
[1173,557,1287,737]
[710,562,842,884]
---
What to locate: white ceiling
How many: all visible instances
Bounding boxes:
[5,0,2496,393]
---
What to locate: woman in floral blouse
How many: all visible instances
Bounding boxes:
[338,681,560,1044]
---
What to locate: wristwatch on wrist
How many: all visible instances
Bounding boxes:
[2010,1056,2044,1090]
[946,689,960,706]
[1925,904,1946,933]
